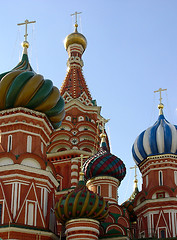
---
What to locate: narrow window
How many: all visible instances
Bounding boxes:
[161,230,165,238]
[27,203,34,226]
[109,185,112,198]
[41,142,44,154]
[146,175,148,187]
[0,204,2,224]
[174,171,177,185]
[7,135,12,152]
[27,136,32,153]
[159,171,163,186]
[97,185,101,195]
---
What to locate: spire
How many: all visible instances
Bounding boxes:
[128,165,139,201]
[98,118,109,149]
[61,14,94,106]
[130,165,138,191]
[154,87,167,115]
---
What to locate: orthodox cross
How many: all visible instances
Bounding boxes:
[154,88,167,104]
[17,19,36,42]
[130,165,138,183]
[97,118,110,134]
[72,154,89,172]
[71,11,82,25]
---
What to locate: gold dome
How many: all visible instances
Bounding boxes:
[64,25,87,51]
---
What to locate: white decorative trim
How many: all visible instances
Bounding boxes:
[0,107,53,132]
[0,165,58,187]
[71,179,78,183]
[71,165,78,170]
[71,172,78,177]
[1,129,49,146]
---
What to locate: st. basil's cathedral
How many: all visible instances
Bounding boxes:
[0,15,176,240]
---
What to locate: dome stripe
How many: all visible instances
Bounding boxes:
[143,127,152,156]
[133,137,144,162]
[137,131,147,159]
[164,120,172,152]
[156,122,164,153]
[132,145,141,165]
[26,79,53,108]
[6,71,35,108]
[149,120,159,154]
[171,124,177,153]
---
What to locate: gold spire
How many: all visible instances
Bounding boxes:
[70,11,82,32]
[130,165,138,190]
[64,12,87,51]
[154,88,167,115]
[17,19,36,51]
[97,118,109,143]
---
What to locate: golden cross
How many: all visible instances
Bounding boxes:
[17,19,36,42]
[70,11,82,25]
[97,118,110,134]
[154,88,167,104]
[130,165,138,182]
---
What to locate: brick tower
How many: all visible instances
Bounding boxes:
[47,15,109,204]
[0,20,65,240]
[132,90,177,239]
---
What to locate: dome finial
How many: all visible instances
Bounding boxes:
[97,118,110,148]
[154,87,167,115]
[130,165,138,190]
[17,19,36,52]
[70,11,82,32]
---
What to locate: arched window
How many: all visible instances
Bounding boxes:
[27,136,32,153]
[7,135,12,152]
[159,171,163,186]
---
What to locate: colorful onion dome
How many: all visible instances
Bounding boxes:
[64,24,87,51]
[55,176,109,224]
[121,180,138,222]
[121,200,137,222]
[132,103,177,165]
[0,42,65,129]
[83,133,126,181]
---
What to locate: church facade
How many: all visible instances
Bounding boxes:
[0,17,176,240]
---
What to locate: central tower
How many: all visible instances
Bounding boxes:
[47,13,109,220]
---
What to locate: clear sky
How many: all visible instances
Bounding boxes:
[0,0,177,204]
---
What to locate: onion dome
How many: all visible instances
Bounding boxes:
[64,24,87,51]
[0,41,65,129]
[83,133,126,181]
[55,172,109,224]
[132,103,177,165]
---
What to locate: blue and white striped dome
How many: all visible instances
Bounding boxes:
[132,107,177,165]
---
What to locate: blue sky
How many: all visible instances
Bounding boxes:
[0,0,177,203]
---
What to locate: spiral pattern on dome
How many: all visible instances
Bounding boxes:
[0,52,65,128]
[132,113,177,165]
[83,146,126,181]
[55,180,109,224]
